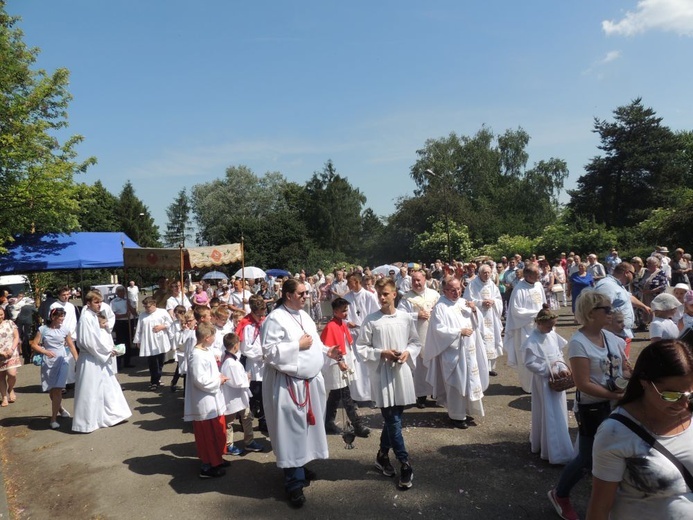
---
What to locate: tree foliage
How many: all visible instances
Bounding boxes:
[404,127,568,248]
[75,181,120,232]
[118,181,160,247]
[0,6,95,249]
[163,189,193,247]
[300,160,366,257]
[413,219,474,263]
[568,98,689,228]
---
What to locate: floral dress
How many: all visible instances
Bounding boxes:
[540,271,559,310]
[0,320,21,371]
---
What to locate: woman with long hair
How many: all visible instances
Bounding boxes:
[587,340,693,519]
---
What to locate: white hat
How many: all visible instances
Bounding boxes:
[674,283,691,291]
[651,293,680,311]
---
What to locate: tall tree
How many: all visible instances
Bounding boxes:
[568,98,687,228]
[300,160,366,257]
[0,5,95,249]
[163,189,193,247]
[117,181,160,247]
[75,181,120,232]
[407,127,567,247]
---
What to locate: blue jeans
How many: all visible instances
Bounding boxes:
[380,405,409,463]
[556,433,594,497]
[283,467,306,493]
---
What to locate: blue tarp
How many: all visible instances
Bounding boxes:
[0,232,140,273]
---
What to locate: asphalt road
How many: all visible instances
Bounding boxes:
[0,306,651,520]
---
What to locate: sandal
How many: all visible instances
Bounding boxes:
[8,391,16,403]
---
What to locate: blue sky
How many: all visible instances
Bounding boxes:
[10,0,693,234]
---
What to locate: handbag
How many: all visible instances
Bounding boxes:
[31,353,43,366]
[551,285,564,294]
[609,413,693,491]
[575,400,612,437]
[548,360,575,392]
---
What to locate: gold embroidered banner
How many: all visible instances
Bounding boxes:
[123,243,241,270]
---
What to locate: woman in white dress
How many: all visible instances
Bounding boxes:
[72,290,132,433]
[30,308,79,429]
[524,305,573,465]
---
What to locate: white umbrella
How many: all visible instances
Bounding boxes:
[233,266,266,279]
[372,264,400,276]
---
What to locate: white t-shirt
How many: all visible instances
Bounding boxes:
[567,330,627,404]
[649,317,680,340]
[593,407,693,519]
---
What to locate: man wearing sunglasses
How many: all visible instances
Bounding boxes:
[594,262,651,339]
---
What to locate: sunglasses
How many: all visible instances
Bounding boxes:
[594,306,613,314]
[651,381,693,403]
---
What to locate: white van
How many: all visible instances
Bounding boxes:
[0,275,32,297]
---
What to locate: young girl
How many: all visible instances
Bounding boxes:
[220,333,264,456]
[30,308,79,429]
[169,305,187,391]
[649,293,681,342]
[523,304,573,465]
[183,322,228,478]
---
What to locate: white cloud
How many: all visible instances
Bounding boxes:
[603,0,693,36]
[600,50,622,64]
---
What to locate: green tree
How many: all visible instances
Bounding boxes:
[192,166,310,268]
[300,160,366,257]
[0,5,95,249]
[163,189,193,247]
[413,219,474,263]
[118,181,160,247]
[636,188,693,252]
[568,98,688,228]
[75,181,120,232]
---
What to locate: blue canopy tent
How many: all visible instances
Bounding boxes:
[0,232,140,273]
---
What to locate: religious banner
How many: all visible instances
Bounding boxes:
[123,247,183,270]
[123,243,242,270]
[187,243,242,268]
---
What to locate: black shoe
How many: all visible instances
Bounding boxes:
[216,460,231,468]
[375,450,396,477]
[489,370,498,376]
[170,385,179,393]
[304,467,317,482]
[325,421,343,435]
[199,465,226,479]
[465,416,478,426]
[354,424,371,438]
[288,488,306,508]
[398,462,413,489]
[452,419,468,429]
[416,396,427,409]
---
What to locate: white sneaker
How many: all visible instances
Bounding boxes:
[59,408,71,418]
[50,421,60,430]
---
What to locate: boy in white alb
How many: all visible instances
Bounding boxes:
[220,333,264,456]
[183,322,228,479]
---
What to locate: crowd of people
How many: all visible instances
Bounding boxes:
[1,245,693,516]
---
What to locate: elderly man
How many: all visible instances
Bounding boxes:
[586,254,606,281]
[395,265,412,296]
[463,264,503,377]
[504,265,546,393]
[330,269,349,301]
[594,261,651,338]
[398,269,440,407]
[425,277,488,429]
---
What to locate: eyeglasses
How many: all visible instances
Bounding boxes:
[651,381,693,403]
[594,306,613,314]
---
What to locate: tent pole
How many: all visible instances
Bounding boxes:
[241,235,245,284]
[121,237,134,349]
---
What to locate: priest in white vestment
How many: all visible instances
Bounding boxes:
[133,296,174,390]
[425,277,488,429]
[504,265,546,393]
[397,269,440,407]
[463,264,503,376]
[343,272,380,402]
[72,290,132,433]
[261,279,340,508]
